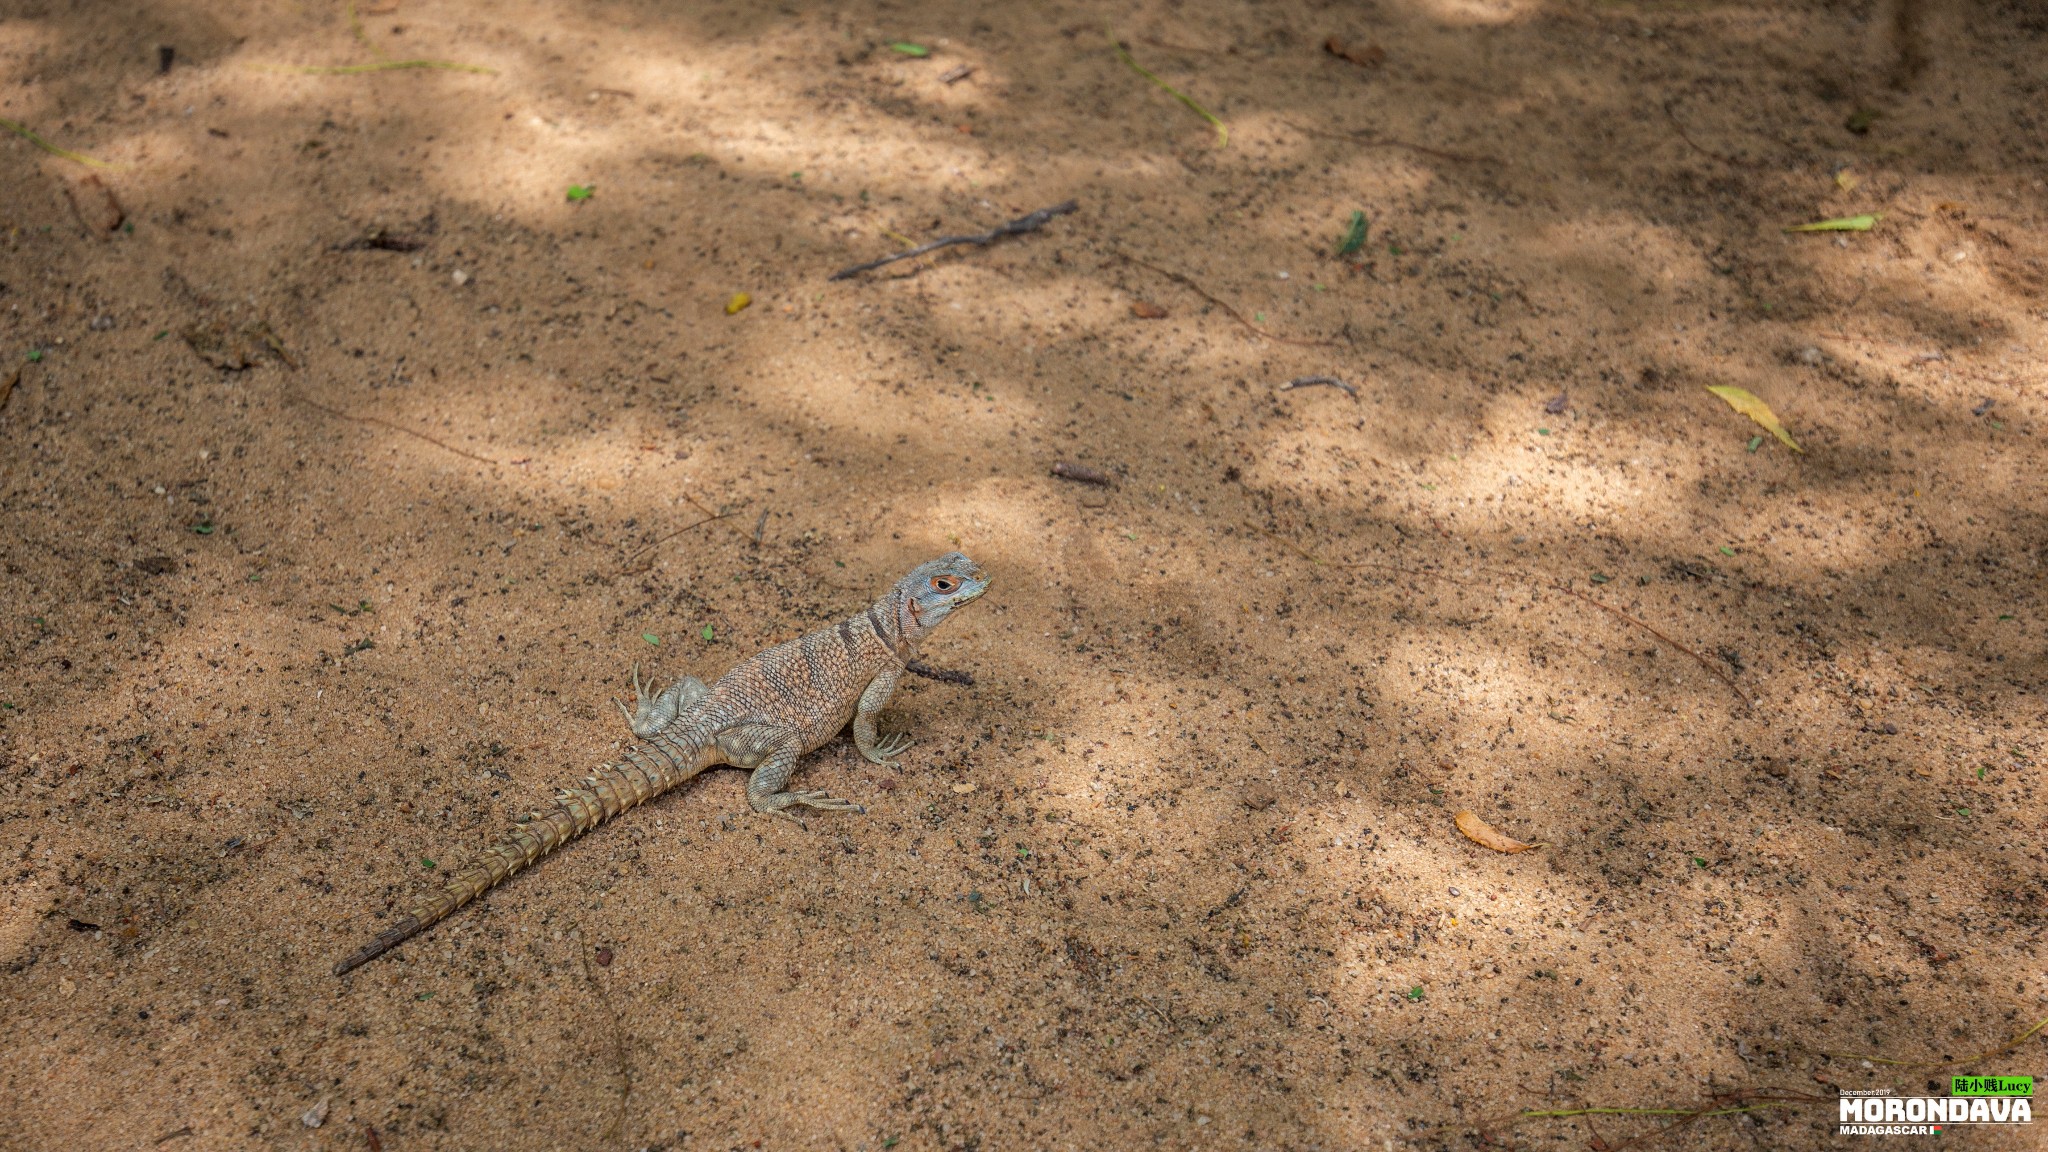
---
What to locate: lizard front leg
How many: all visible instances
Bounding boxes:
[724,723,866,823]
[852,666,913,766]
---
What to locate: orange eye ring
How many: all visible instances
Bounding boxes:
[930,575,960,593]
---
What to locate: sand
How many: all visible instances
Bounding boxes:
[2,1,2045,1148]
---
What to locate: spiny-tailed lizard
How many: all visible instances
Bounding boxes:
[334,553,989,976]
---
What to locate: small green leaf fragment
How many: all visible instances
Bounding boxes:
[701,624,716,642]
[1589,573,1611,585]
[1718,546,1736,556]
[154,330,169,340]
[1254,312,1266,324]
[642,632,661,646]
[566,184,593,202]
[1334,210,1368,257]
[1405,986,1425,1002]
[1956,807,1971,817]
[1785,214,1879,233]
[190,520,215,535]
[26,349,43,362]
[421,857,437,870]
[1997,614,2014,621]
[1747,434,1764,452]
[888,41,930,57]
[1691,856,1708,868]
[1536,428,1551,436]
[416,991,434,1000]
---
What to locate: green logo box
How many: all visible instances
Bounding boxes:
[1951,1076,2033,1097]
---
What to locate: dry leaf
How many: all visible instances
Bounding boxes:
[63,174,124,233]
[1130,300,1168,319]
[1705,385,1802,452]
[1455,810,1541,853]
[950,782,977,794]
[1834,168,1861,192]
[1324,36,1386,68]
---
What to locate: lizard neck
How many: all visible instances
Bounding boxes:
[868,588,922,663]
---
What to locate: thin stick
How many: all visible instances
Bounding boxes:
[620,511,737,568]
[828,201,1078,281]
[1822,1012,2048,1070]
[0,118,117,168]
[257,59,497,75]
[1108,24,1227,147]
[1548,581,1748,709]
[290,395,499,465]
[1281,119,1489,165]
[1251,529,1751,710]
[1113,250,1337,347]
[1661,101,1762,169]
[905,660,975,687]
[1279,375,1357,397]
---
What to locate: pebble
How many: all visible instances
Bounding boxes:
[452,269,471,286]
[1448,887,1461,897]
[1795,346,1824,366]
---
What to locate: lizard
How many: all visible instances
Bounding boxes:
[333,552,990,976]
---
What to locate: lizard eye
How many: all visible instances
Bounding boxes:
[930,575,960,594]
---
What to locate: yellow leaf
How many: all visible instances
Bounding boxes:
[1834,169,1861,192]
[1784,214,1879,232]
[1705,385,1802,452]
[724,292,752,315]
[1455,810,1543,853]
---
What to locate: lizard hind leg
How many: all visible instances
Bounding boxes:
[619,664,709,738]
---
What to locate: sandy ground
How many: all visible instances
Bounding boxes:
[3,1,2046,1148]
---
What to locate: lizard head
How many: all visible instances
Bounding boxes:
[892,552,989,641]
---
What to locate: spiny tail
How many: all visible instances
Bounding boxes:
[333,734,718,976]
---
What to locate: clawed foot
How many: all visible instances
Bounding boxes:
[755,790,867,828]
[860,732,914,766]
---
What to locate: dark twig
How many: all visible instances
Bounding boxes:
[620,511,738,569]
[289,394,498,465]
[1661,100,1763,169]
[1281,119,1492,165]
[828,201,1078,281]
[1279,375,1357,397]
[905,659,975,687]
[1247,527,1752,711]
[1112,250,1338,347]
[1051,461,1116,486]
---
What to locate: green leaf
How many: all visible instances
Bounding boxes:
[1334,210,1368,257]
[1784,214,1879,233]
[566,184,593,202]
[26,349,43,362]
[1405,986,1425,1002]
[416,991,434,1000]
[1691,856,1708,868]
[1536,428,1551,436]
[154,330,169,340]
[1718,546,1736,557]
[1589,573,1611,584]
[190,519,215,535]
[888,41,929,56]
[421,857,437,869]
[1746,434,1764,452]
[701,624,716,642]
[642,632,661,646]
